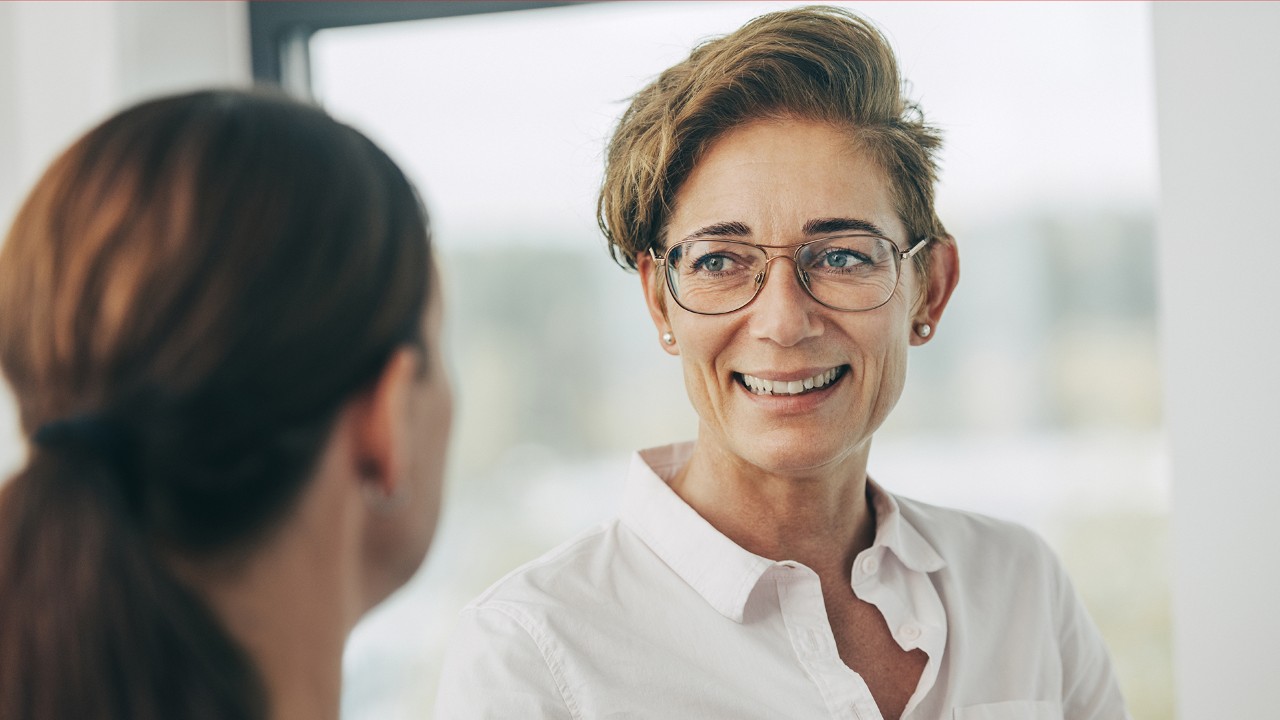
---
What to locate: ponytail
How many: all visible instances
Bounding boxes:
[0,448,265,720]
[0,88,432,720]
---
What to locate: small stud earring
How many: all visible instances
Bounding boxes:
[915,323,932,338]
[662,331,676,345]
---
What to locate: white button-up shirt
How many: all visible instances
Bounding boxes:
[435,443,1129,719]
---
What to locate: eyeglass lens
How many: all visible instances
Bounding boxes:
[665,235,900,314]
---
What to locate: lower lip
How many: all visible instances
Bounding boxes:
[735,367,848,413]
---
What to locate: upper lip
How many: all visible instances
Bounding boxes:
[734,365,846,382]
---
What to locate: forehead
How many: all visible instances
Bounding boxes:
[668,118,904,242]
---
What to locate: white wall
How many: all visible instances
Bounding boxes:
[0,1,250,230]
[1155,4,1280,719]
[0,1,250,476]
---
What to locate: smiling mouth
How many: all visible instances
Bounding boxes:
[735,365,849,397]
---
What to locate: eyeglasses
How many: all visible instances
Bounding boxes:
[649,234,931,315]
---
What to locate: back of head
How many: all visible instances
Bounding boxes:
[0,89,430,720]
[599,5,946,273]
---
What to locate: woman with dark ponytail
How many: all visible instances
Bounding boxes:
[0,89,452,720]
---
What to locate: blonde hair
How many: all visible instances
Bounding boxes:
[598,5,946,274]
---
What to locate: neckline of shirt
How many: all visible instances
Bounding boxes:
[620,441,946,623]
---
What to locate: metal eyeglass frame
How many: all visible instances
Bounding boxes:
[647,234,932,316]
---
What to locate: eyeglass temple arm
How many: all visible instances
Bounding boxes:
[901,237,932,260]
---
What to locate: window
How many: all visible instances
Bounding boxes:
[258,3,1169,717]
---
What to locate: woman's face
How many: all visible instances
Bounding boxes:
[387,263,454,587]
[640,118,926,476]
[347,260,454,615]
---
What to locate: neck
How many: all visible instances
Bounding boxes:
[671,432,877,580]
[182,475,364,720]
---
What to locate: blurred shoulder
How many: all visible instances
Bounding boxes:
[894,493,1061,573]
[465,519,642,614]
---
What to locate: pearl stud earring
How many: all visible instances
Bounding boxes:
[915,323,932,338]
[662,331,676,345]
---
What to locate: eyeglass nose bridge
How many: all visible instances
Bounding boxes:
[751,253,815,299]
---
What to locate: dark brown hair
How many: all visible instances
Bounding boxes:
[598,5,946,274]
[0,89,431,720]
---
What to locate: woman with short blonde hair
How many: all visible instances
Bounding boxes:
[438,7,1127,719]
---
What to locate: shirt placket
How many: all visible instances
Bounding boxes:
[775,562,884,720]
[851,548,946,719]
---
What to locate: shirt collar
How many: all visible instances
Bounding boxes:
[865,476,946,574]
[620,442,946,623]
[620,443,775,623]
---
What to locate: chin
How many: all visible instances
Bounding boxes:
[730,431,861,477]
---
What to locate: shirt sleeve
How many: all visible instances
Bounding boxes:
[434,603,579,720]
[1049,547,1132,720]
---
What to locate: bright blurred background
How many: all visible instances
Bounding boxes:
[300,3,1170,718]
[16,2,1280,719]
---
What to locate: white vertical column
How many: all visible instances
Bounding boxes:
[10,2,122,210]
[1154,4,1280,718]
[0,1,250,232]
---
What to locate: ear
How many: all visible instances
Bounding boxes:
[637,253,680,356]
[911,234,960,347]
[347,348,419,500]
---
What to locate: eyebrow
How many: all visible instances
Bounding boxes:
[803,217,889,237]
[678,217,889,244]
[679,221,752,242]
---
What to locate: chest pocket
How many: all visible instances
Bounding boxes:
[953,700,1063,720]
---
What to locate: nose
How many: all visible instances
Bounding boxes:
[746,256,823,347]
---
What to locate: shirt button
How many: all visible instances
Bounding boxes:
[900,623,922,642]
[859,555,879,576]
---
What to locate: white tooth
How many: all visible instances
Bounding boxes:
[787,380,803,394]
[827,369,836,382]
[762,379,773,394]
[803,377,814,390]
[815,373,826,388]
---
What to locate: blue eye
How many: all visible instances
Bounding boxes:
[821,249,868,268]
[692,254,732,273]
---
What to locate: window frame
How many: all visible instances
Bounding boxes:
[248,1,582,98]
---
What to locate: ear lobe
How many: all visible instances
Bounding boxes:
[349,348,418,499]
[637,254,680,356]
[910,234,960,347]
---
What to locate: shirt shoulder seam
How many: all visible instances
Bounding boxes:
[464,602,584,720]
[466,523,613,608]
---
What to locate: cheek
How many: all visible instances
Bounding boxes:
[879,342,909,397]
[677,345,719,411]
[672,318,732,373]
[850,312,912,400]
[411,376,452,509]
[669,317,737,414]
[422,384,452,481]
